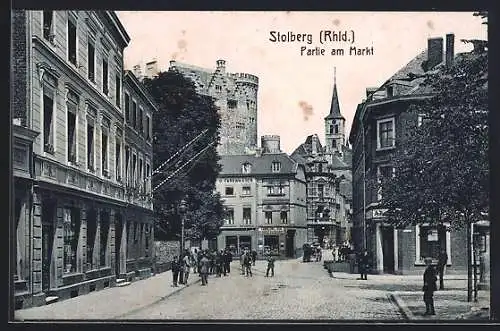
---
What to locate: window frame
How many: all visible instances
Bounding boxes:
[415,223,452,266]
[241,163,252,174]
[225,186,234,196]
[86,116,96,172]
[87,38,96,82]
[115,72,121,108]
[42,87,56,156]
[42,10,55,43]
[124,93,130,123]
[66,98,78,165]
[102,55,109,96]
[265,211,273,224]
[243,207,252,225]
[376,117,396,150]
[280,211,288,224]
[115,140,122,182]
[271,161,281,173]
[242,186,251,196]
[67,15,78,67]
[225,208,234,225]
[101,128,109,177]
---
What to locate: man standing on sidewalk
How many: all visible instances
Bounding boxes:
[178,254,185,285]
[265,254,275,277]
[244,252,253,277]
[182,251,191,285]
[223,249,232,276]
[171,256,181,287]
[423,257,437,316]
[437,250,448,290]
[358,249,370,280]
[200,252,210,286]
[251,250,258,266]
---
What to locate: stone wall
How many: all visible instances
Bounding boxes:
[154,240,180,273]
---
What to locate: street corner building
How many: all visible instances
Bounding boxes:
[166,59,259,156]
[291,70,353,247]
[348,33,490,275]
[215,135,308,259]
[11,10,157,309]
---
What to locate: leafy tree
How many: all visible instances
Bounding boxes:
[142,70,224,243]
[379,39,488,302]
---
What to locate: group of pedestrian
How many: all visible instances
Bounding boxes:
[171,248,234,287]
[240,250,256,276]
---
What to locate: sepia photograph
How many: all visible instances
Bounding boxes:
[10,10,490,322]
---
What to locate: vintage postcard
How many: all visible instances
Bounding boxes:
[11,10,489,321]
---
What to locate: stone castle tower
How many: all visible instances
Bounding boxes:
[324,67,346,156]
[168,59,259,155]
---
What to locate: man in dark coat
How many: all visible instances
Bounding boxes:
[215,251,223,277]
[265,254,275,277]
[199,253,210,286]
[358,249,370,280]
[423,257,437,315]
[244,252,253,277]
[251,250,258,266]
[437,250,448,290]
[171,255,181,287]
[223,249,232,276]
[178,254,185,285]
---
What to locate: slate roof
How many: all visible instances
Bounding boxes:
[219,153,299,176]
[325,83,344,120]
[330,154,350,169]
[339,179,352,199]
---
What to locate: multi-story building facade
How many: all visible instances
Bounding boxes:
[348,34,489,275]
[11,10,155,309]
[216,136,307,258]
[168,59,259,155]
[291,74,353,247]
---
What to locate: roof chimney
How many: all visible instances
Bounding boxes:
[427,37,444,71]
[145,59,159,78]
[446,34,455,68]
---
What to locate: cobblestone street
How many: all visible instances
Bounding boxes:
[120,257,403,320]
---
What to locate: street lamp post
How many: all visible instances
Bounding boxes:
[179,199,188,252]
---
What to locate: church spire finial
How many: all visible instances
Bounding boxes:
[334,66,336,85]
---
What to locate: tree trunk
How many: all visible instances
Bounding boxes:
[467,220,473,302]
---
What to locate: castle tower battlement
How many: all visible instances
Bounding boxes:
[166,59,259,155]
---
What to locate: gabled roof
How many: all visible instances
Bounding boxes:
[219,153,300,176]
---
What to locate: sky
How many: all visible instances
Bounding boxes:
[116,11,487,154]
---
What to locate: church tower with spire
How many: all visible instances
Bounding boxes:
[324,67,346,155]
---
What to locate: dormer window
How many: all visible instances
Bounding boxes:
[272,161,281,173]
[387,85,394,97]
[242,163,252,174]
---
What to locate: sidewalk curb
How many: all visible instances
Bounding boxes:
[388,293,414,321]
[115,277,202,319]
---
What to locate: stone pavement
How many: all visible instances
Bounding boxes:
[121,257,404,320]
[15,270,201,320]
[322,248,491,320]
[390,290,490,321]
